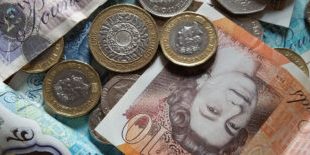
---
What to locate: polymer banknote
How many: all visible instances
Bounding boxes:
[0,81,102,154]
[96,3,310,155]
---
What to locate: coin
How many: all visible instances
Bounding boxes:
[23,38,64,73]
[160,12,218,67]
[275,48,309,77]
[100,74,139,115]
[138,0,193,18]
[306,1,310,26]
[217,0,266,15]
[88,107,110,144]
[230,17,263,39]
[43,60,101,117]
[89,4,158,73]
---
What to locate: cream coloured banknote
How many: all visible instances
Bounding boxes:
[96,3,310,155]
[0,0,107,81]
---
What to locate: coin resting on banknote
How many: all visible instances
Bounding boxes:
[216,0,267,15]
[89,4,159,73]
[89,74,139,144]
[43,60,101,117]
[161,12,218,67]
[138,0,193,17]
[23,38,64,73]
[275,48,309,77]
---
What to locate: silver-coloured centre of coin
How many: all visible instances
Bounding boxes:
[52,70,90,107]
[139,0,193,17]
[169,21,208,55]
[99,13,149,63]
[217,0,266,15]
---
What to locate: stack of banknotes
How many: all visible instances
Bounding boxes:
[2,0,310,155]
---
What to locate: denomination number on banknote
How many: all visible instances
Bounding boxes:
[288,90,310,111]
[122,114,169,154]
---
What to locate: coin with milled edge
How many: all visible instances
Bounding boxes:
[100,74,139,115]
[89,4,158,73]
[217,0,266,15]
[161,12,218,67]
[275,48,309,77]
[23,38,64,73]
[230,17,263,39]
[306,1,310,26]
[89,107,110,144]
[43,60,101,117]
[138,0,193,18]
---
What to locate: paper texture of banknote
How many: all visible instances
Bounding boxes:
[0,81,103,154]
[96,3,310,155]
[0,0,107,81]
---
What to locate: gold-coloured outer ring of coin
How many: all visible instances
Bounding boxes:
[43,60,102,117]
[89,4,159,73]
[23,38,64,73]
[275,48,309,77]
[160,12,218,67]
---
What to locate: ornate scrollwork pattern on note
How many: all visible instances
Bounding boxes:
[7,128,34,142]
[99,13,149,63]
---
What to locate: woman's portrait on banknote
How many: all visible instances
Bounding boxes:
[123,31,281,155]
[167,34,260,154]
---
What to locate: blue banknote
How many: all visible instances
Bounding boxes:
[0,82,103,155]
[263,0,310,55]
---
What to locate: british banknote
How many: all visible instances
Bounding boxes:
[0,104,70,155]
[263,0,310,54]
[0,0,107,81]
[96,3,310,155]
[0,81,103,154]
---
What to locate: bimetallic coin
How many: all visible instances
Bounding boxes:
[43,60,101,117]
[100,74,139,115]
[23,38,64,73]
[161,12,218,67]
[88,107,110,144]
[306,1,310,26]
[138,0,193,18]
[217,0,266,15]
[275,48,309,77]
[89,4,158,73]
[230,17,263,39]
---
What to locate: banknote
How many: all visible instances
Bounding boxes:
[0,81,103,154]
[96,3,310,155]
[0,104,70,155]
[263,0,310,54]
[0,0,107,81]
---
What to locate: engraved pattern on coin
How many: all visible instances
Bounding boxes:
[99,13,149,63]
[217,0,266,15]
[43,61,101,117]
[161,12,218,67]
[139,0,193,17]
[100,75,139,115]
[89,4,158,73]
[53,70,91,107]
[231,17,263,39]
[171,21,208,55]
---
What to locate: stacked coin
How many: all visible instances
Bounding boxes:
[88,74,139,144]
[275,48,309,77]
[23,38,64,73]
[216,0,267,15]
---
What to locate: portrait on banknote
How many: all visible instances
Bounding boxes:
[117,31,282,155]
